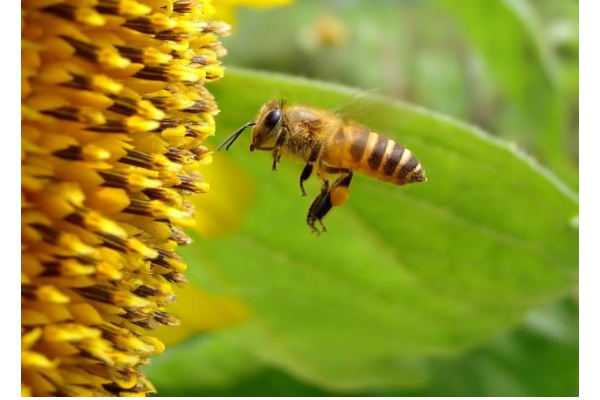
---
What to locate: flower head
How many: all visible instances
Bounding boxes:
[21,0,228,396]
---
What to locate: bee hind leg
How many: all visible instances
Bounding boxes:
[327,169,353,208]
[307,181,331,235]
[306,169,353,234]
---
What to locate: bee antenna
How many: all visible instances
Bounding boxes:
[217,121,256,151]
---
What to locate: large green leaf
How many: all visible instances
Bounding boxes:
[150,298,578,396]
[150,69,578,391]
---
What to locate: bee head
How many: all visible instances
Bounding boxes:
[217,99,285,152]
[249,98,285,151]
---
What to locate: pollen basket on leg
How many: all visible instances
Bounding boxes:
[22,0,229,396]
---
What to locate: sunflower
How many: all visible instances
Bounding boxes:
[21,0,229,396]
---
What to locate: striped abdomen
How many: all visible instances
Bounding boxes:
[324,125,426,185]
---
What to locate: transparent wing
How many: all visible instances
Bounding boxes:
[327,87,382,123]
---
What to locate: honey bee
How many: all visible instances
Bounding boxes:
[218,99,427,233]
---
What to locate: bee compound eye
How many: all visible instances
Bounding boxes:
[265,108,282,128]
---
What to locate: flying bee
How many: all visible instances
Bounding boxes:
[218,98,427,233]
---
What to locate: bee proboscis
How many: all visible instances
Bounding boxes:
[218,99,427,234]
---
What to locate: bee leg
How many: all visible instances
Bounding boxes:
[306,169,353,233]
[272,153,282,171]
[271,129,288,171]
[328,169,353,208]
[299,165,311,197]
[307,181,330,234]
[299,143,323,197]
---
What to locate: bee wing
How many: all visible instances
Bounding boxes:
[328,87,382,122]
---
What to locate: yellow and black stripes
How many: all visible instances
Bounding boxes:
[382,142,405,176]
[337,126,426,185]
[367,134,388,170]
[348,127,369,162]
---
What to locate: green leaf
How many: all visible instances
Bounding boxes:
[146,333,336,396]
[149,299,578,396]
[146,333,265,396]
[387,297,579,396]
[152,69,578,391]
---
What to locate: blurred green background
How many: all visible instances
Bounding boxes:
[146,0,579,396]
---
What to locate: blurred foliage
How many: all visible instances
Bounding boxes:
[214,0,294,25]
[146,69,578,396]
[435,0,568,183]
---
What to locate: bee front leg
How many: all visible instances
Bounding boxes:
[299,143,323,197]
[271,129,288,171]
